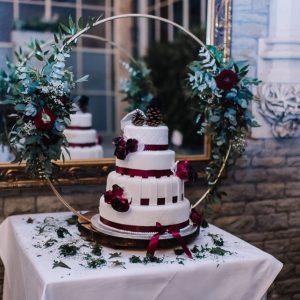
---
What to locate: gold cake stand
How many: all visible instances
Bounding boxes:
[77,210,200,249]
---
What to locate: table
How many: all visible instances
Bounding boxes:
[0,212,282,300]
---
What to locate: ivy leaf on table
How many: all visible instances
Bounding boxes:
[53,260,71,269]
[110,260,126,269]
[59,243,79,257]
[26,217,34,224]
[208,233,224,247]
[86,258,107,269]
[108,252,122,259]
[91,244,102,256]
[44,238,58,248]
[66,215,78,226]
[56,227,72,238]
[129,255,143,264]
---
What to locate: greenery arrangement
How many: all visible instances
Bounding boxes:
[0,16,101,178]
[187,45,260,206]
[120,61,156,112]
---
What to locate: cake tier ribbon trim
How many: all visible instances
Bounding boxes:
[147,222,192,259]
[100,216,189,233]
[67,126,92,130]
[116,166,173,178]
[143,144,168,151]
[68,142,97,147]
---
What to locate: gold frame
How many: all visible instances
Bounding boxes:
[0,0,232,189]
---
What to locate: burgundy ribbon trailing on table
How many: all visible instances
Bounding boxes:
[100,216,189,233]
[67,126,92,130]
[147,222,192,259]
[68,142,96,147]
[116,166,173,178]
[143,144,168,151]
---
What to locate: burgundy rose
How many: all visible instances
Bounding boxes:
[126,138,138,153]
[104,190,114,204]
[215,69,238,91]
[190,209,203,226]
[112,184,124,197]
[111,197,130,212]
[113,137,126,147]
[176,160,189,180]
[114,145,127,160]
[34,108,56,130]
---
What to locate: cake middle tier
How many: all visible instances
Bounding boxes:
[64,129,97,144]
[116,150,175,171]
[107,171,184,206]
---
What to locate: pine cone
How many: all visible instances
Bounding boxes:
[146,106,162,127]
[131,111,145,126]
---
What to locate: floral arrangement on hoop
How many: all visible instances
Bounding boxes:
[121,45,260,209]
[0,16,101,178]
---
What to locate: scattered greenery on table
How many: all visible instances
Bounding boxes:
[25,214,234,271]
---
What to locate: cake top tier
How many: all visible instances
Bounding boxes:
[69,112,92,128]
[124,124,168,146]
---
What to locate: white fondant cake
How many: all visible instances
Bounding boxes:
[99,114,192,233]
[63,112,103,160]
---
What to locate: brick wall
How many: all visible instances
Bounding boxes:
[1,0,300,299]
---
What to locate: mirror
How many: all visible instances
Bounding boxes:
[0,0,232,187]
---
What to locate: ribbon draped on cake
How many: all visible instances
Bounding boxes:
[147,222,192,259]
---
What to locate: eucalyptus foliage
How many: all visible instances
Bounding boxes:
[187,45,260,205]
[0,16,102,178]
[120,61,156,112]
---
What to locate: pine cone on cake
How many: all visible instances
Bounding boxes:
[131,110,145,126]
[146,106,162,127]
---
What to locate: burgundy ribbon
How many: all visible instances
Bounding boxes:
[143,144,168,151]
[67,126,92,130]
[69,142,96,148]
[100,216,189,233]
[116,166,173,178]
[147,222,192,259]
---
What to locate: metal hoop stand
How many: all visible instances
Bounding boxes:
[30,14,231,248]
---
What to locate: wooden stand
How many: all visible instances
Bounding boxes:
[77,211,200,250]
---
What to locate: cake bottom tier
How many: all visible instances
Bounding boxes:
[62,145,103,160]
[99,196,191,232]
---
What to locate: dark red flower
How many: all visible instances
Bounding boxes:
[176,160,198,182]
[176,160,189,180]
[112,184,124,197]
[126,138,138,153]
[34,108,56,130]
[111,197,130,212]
[113,136,139,160]
[114,145,127,160]
[104,190,114,204]
[190,209,203,226]
[215,69,238,91]
[113,137,126,147]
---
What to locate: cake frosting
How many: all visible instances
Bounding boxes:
[99,111,193,233]
[63,112,103,160]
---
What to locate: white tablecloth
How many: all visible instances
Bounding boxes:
[0,212,282,300]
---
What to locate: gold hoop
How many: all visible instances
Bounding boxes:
[21,14,231,218]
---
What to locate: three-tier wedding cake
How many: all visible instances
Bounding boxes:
[98,110,192,234]
[64,112,103,160]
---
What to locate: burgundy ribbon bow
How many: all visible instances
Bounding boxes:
[147,222,192,259]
